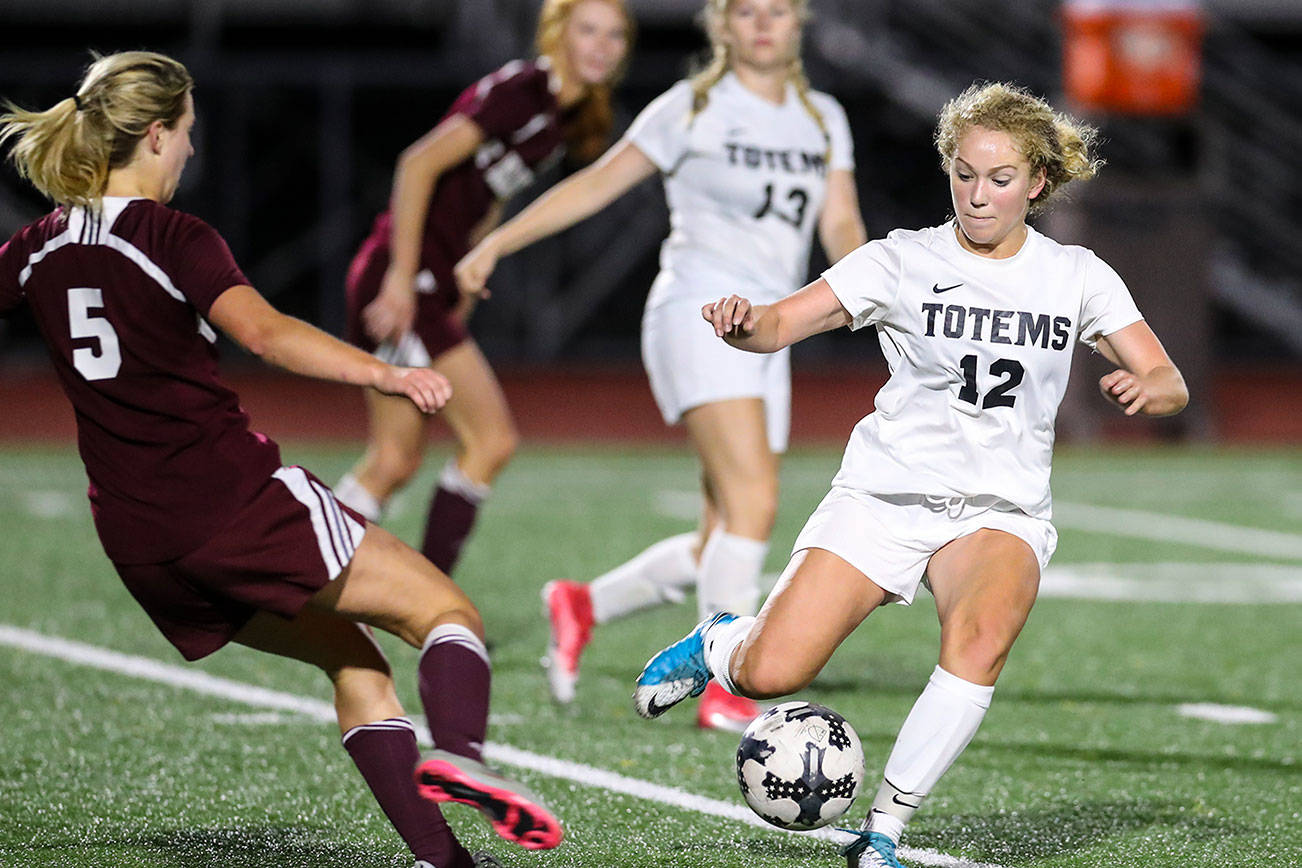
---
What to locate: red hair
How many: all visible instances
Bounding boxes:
[535,0,633,163]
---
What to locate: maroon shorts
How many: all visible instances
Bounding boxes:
[344,235,469,362]
[113,466,368,661]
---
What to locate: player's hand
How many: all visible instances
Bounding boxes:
[375,366,452,414]
[363,266,418,344]
[454,242,498,302]
[702,295,756,338]
[1099,368,1152,416]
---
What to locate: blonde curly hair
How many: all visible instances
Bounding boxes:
[935,82,1102,214]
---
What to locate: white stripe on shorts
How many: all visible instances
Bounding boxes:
[272,466,366,579]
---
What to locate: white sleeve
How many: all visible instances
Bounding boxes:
[1077,252,1143,349]
[816,94,855,172]
[622,81,693,172]
[821,235,902,330]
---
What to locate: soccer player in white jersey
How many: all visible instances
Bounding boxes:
[456,0,867,731]
[632,82,1188,867]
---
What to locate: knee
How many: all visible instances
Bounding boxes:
[373,443,424,488]
[463,425,518,481]
[719,477,779,539]
[733,647,811,700]
[940,618,1014,683]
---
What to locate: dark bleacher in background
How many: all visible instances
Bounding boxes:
[2,0,1299,442]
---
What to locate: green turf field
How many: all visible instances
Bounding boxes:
[0,444,1298,868]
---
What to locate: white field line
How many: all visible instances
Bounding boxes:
[655,491,1302,561]
[1176,703,1278,725]
[0,624,1001,868]
[1039,563,1302,604]
[1052,501,1302,561]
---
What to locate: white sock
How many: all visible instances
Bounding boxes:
[438,458,491,503]
[703,614,755,696]
[696,530,766,620]
[865,665,994,842]
[590,532,697,623]
[334,472,383,522]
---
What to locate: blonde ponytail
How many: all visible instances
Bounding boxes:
[1,51,192,208]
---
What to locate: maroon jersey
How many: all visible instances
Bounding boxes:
[366,58,567,275]
[0,197,282,564]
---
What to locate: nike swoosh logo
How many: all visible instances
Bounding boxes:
[892,793,923,809]
[932,283,963,294]
[644,695,674,717]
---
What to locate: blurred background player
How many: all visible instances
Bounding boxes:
[333,0,632,579]
[456,0,867,731]
[0,51,562,868]
[632,82,1188,867]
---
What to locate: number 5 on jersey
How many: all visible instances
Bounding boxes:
[68,287,122,381]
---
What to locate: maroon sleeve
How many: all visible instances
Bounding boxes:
[165,214,250,315]
[461,62,549,142]
[0,232,27,317]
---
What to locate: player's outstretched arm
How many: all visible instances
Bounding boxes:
[702,278,852,354]
[1094,320,1189,417]
[209,285,451,413]
[365,115,486,344]
[455,140,658,299]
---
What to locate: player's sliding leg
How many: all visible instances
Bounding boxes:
[311,524,562,851]
[420,341,517,576]
[336,389,429,522]
[232,609,477,868]
[682,398,778,730]
[846,529,1039,868]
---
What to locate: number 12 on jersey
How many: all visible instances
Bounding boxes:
[958,354,1024,409]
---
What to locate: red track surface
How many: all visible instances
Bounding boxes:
[1,362,1298,445]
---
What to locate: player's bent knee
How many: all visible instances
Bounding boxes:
[374,445,424,488]
[734,653,811,700]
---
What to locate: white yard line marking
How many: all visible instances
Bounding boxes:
[0,624,1001,868]
[20,490,79,519]
[1053,501,1302,561]
[1176,703,1279,725]
[1039,563,1302,604]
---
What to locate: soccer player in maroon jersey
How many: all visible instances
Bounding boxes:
[1,51,561,868]
[334,0,632,577]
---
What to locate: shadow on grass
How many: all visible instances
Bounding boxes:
[909,798,1243,865]
[19,826,402,868]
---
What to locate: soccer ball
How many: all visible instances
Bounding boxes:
[736,701,866,831]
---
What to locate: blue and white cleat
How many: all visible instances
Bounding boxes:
[633,612,737,719]
[841,830,905,868]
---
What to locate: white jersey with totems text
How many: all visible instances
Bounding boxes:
[822,222,1144,518]
[625,72,855,309]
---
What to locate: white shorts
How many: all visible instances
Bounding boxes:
[641,298,791,453]
[791,486,1058,605]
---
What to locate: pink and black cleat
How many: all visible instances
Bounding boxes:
[415,749,563,851]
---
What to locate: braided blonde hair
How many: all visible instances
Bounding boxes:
[935,82,1102,215]
[689,0,829,157]
[0,51,193,208]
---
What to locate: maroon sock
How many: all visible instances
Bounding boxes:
[342,718,473,867]
[418,625,491,762]
[421,484,482,576]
